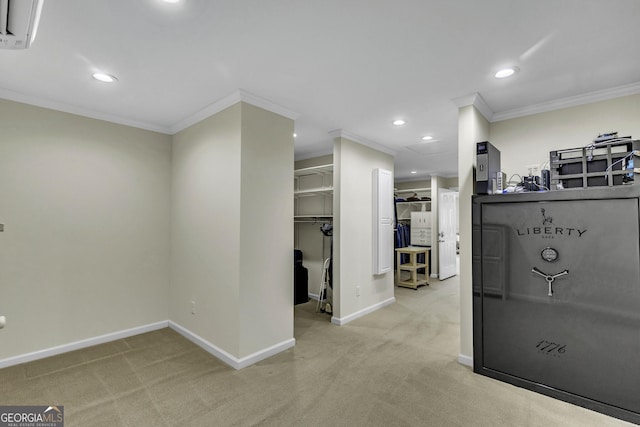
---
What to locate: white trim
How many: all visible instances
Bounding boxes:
[451,92,494,122]
[169,91,242,134]
[235,338,296,370]
[170,89,300,134]
[307,292,320,301]
[430,273,438,278]
[0,321,168,369]
[168,321,238,368]
[168,321,295,370]
[238,90,301,121]
[0,87,172,134]
[330,297,395,326]
[458,353,473,368]
[329,129,397,156]
[491,81,640,122]
[0,87,300,136]
[452,83,640,124]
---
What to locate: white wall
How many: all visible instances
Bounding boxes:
[333,137,395,323]
[171,101,294,360]
[394,180,431,191]
[0,99,171,360]
[491,93,640,180]
[441,177,459,189]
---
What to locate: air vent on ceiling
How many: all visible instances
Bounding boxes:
[0,0,43,49]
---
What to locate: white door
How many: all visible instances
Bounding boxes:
[438,189,458,280]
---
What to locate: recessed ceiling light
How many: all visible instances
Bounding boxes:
[495,66,519,79]
[410,171,417,174]
[421,135,433,141]
[293,133,297,138]
[92,72,118,83]
[393,119,406,126]
[163,0,181,3]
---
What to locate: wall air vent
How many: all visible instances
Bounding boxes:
[0,0,43,49]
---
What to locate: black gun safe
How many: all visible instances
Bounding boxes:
[473,186,640,424]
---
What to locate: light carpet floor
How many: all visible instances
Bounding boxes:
[0,276,633,426]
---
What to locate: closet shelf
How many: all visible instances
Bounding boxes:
[395,187,431,194]
[294,164,333,177]
[395,187,431,206]
[294,187,333,198]
[395,200,431,206]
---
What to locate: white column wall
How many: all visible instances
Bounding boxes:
[333,137,395,323]
[171,101,294,361]
[170,103,242,355]
[238,103,294,358]
[458,104,489,365]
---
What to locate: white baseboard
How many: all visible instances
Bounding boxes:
[0,321,168,369]
[307,292,320,301]
[331,297,395,326]
[0,319,295,371]
[168,321,295,370]
[458,353,473,368]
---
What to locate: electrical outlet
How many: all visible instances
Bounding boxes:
[356,286,361,297]
[526,164,540,176]
[191,301,196,315]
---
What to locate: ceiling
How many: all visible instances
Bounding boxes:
[1,0,639,181]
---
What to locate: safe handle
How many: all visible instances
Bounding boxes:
[531,267,569,297]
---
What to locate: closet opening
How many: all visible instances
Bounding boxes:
[293,155,334,332]
[393,178,459,290]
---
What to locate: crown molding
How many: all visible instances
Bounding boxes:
[451,92,494,122]
[170,89,300,134]
[169,91,242,134]
[491,81,640,122]
[328,129,397,156]
[0,87,172,134]
[238,89,300,121]
[0,86,300,136]
[452,83,640,124]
